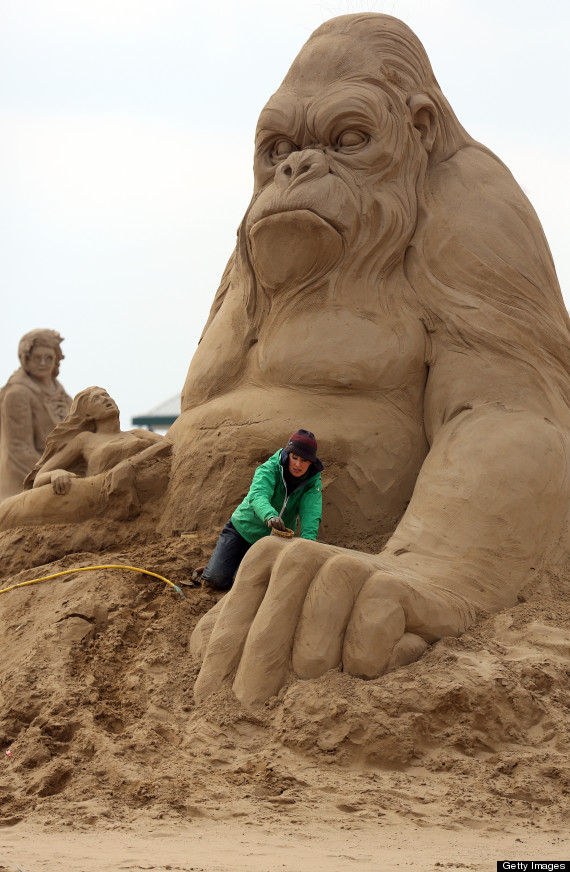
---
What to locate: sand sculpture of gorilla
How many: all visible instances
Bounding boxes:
[162,13,570,706]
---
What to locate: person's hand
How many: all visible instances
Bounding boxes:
[50,470,77,495]
[266,516,286,531]
[192,537,475,707]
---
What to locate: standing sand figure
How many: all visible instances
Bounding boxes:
[0,329,71,501]
[0,386,169,530]
[165,13,570,707]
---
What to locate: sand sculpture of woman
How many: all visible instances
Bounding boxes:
[0,329,72,501]
[0,386,170,529]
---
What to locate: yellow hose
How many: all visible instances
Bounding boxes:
[0,564,184,598]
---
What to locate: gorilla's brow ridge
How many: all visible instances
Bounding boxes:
[256,80,395,152]
[306,87,389,143]
[255,96,305,147]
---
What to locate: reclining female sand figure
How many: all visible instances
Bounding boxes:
[0,386,170,529]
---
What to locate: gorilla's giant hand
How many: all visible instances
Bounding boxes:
[194,537,459,706]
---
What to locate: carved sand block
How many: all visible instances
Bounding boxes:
[0,386,171,530]
[169,13,570,706]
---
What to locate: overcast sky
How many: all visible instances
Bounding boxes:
[1,0,568,428]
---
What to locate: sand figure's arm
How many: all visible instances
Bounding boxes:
[31,436,87,493]
[193,404,568,706]
[129,429,164,443]
[180,248,256,411]
[33,468,79,494]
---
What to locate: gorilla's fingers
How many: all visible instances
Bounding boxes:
[194,537,287,703]
[386,632,428,671]
[233,540,331,706]
[292,554,375,678]
[343,575,406,678]
[344,572,475,678]
[393,575,475,641]
[190,597,225,659]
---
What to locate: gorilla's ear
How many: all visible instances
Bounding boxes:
[407,94,438,154]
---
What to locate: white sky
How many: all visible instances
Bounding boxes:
[1,0,568,428]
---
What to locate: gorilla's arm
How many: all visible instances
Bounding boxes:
[181,250,255,410]
[412,144,570,417]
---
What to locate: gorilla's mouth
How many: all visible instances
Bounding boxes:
[249,207,343,238]
[248,209,344,292]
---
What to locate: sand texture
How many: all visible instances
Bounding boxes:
[0,532,569,868]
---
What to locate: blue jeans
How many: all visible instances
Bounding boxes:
[201,519,253,591]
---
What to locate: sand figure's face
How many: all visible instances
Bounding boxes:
[25,344,57,382]
[246,35,424,293]
[85,389,120,424]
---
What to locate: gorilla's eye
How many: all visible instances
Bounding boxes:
[270,139,298,162]
[335,130,368,150]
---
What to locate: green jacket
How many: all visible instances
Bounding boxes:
[231,449,322,544]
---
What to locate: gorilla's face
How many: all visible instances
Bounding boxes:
[246,36,425,293]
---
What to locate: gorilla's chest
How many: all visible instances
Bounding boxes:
[253,307,427,397]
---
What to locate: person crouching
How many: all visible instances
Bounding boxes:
[200,429,324,591]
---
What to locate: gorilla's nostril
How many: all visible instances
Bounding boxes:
[275,150,328,188]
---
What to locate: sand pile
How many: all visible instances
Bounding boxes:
[0,530,568,838]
